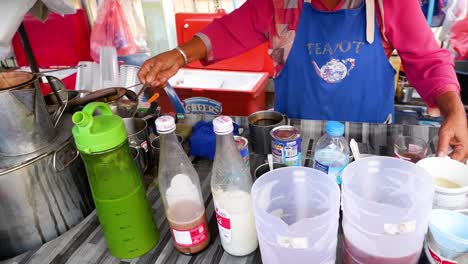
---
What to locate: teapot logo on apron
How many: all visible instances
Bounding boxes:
[312,58,356,83]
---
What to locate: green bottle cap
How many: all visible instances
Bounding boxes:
[72,102,127,154]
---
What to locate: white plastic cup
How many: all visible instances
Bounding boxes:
[417,157,468,210]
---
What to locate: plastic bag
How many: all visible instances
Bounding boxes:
[41,0,76,15]
[439,0,468,42]
[120,0,148,53]
[90,0,139,61]
[0,43,13,60]
[0,0,36,45]
[450,14,468,60]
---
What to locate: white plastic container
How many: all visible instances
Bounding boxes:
[342,157,434,264]
[251,167,340,264]
[159,69,268,116]
[417,157,468,210]
[425,209,468,263]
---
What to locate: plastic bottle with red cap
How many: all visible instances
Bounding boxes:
[155,115,210,254]
[211,116,258,256]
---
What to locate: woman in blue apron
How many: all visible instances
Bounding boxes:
[139,0,468,162]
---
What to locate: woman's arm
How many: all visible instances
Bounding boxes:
[382,0,460,106]
[382,0,467,161]
[138,0,273,88]
[197,0,273,64]
[138,37,207,87]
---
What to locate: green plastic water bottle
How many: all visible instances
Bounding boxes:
[72,102,159,259]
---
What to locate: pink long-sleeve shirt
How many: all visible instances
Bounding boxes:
[198,0,460,107]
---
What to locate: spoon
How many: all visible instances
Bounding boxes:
[267,154,274,171]
[350,139,361,161]
[136,83,150,98]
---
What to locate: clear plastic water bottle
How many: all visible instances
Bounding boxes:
[313,121,350,184]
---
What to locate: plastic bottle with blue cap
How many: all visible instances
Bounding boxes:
[313,121,350,184]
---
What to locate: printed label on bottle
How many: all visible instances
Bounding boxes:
[171,223,208,247]
[314,160,329,174]
[215,207,231,243]
[239,147,250,168]
[428,245,458,264]
[314,160,346,184]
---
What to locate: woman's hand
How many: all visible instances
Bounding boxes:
[138,37,208,90]
[138,49,184,88]
[436,92,468,162]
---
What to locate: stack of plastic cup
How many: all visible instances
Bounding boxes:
[100,46,120,88]
[76,61,101,93]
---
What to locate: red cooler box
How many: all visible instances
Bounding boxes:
[156,10,272,116]
[159,69,268,116]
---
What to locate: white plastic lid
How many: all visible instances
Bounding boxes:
[156,115,176,134]
[213,116,234,135]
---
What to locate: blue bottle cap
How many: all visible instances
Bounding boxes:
[326,121,345,137]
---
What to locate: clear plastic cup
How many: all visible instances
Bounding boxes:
[100,46,120,88]
[120,65,141,88]
[394,135,428,163]
[76,61,101,93]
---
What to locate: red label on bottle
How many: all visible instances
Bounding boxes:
[171,223,208,247]
[215,207,231,229]
[215,207,232,243]
[428,246,457,264]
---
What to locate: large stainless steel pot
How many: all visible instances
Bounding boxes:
[0,71,68,156]
[0,117,94,260]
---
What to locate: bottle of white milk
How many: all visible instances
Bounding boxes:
[211,116,258,256]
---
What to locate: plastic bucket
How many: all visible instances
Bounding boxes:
[251,167,340,264]
[429,209,468,254]
[417,157,468,210]
[342,157,434,263]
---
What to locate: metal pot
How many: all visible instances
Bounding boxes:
[0,71,68,156]
[247,110,287,154]
[123,117,150,174]
[69,87,138,118]
[45,90,80,114]
[0,119,94,260]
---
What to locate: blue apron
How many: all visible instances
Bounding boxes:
[274,2,395,123]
